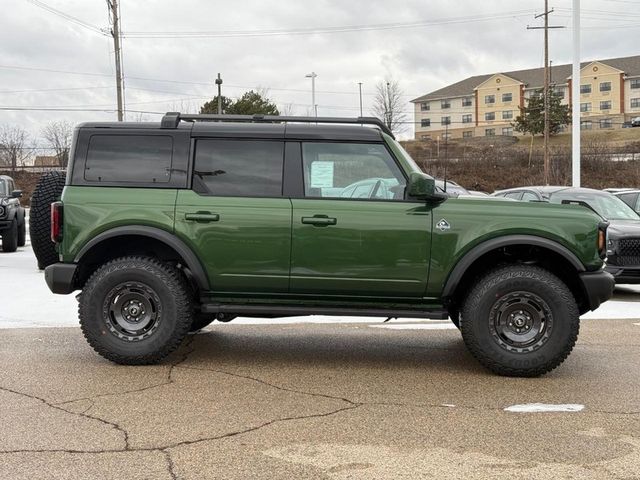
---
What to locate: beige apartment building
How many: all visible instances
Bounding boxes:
[411,55,640,140]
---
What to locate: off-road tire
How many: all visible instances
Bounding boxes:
[79,256,194,365]
[17,216,26,247]
[460,265,579,377]
[1,219,18,252]
[30,171,65,269]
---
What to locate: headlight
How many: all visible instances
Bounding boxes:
[0,205,5,218]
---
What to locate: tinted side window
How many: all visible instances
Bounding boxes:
[504,191,523,200]
[0,180,6,196]
[193,139,284,197]
[521,191,539,201]
[301,142,406,200]
[618,192,638,209]
[85,135,173,183]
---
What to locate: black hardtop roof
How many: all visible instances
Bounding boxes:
[77,113,391,142]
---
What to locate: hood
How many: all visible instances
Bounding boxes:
[607,219,640,239]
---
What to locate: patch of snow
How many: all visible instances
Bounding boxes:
[1,240,640,328]
[504,403,585,413]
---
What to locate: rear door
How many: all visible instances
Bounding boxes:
[289,141,432,298]
[174,137,292,293]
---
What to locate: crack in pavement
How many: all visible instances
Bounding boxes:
[54,335,197,408]
[177,364,360,406]
[162,449,178,480]
[0,385,130,451]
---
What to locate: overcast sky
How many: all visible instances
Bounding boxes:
[1,0,639,143]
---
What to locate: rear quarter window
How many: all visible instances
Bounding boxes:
[84,135,173,183]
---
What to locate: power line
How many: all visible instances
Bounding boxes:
[0,85,114,94]
[25,0,107,36]
[120,10,536,38]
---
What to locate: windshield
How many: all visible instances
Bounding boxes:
[0,180,6,196]
[550,191,640,221]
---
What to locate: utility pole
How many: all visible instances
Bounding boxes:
[107,0,124,121]
[528,2,564,184]
[215,73,223,114]
[358,82,363,117]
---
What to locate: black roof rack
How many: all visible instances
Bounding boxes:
[160,112,395,139]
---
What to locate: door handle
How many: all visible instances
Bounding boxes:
[301,216,337,226]
[185,212,220,222]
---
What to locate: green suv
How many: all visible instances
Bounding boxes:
[43,113,614,376]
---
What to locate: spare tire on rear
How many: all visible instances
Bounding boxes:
[30,170,65,270]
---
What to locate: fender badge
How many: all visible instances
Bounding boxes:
[436,219,451,231]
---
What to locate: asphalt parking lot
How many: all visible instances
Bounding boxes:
[1,314,639,479]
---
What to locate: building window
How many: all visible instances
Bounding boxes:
[502,93,513,102]
[580,84,592,94]
[462,114,472,124]
[631,79,640,89]
[502,127,513,136]
[580,120,592,130]
[631,98,640,108]
[502,110,513,120]
[600,101,612,110]
[485,128,495,136]
[553,88,565,99]
[462,97,473,107]
[441,99,451,109]
[485,95,495,104]
[441,116,451,126]
[421,119,431,128]
[600,82,612,92]
[580,102,592,112]
[462,131,473,138]
[420,102,430,111]
[599,119,613,129]
[485,112,495,121]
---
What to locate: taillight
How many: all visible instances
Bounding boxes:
[50,201,63,243]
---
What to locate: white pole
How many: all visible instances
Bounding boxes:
[572,0,581,187]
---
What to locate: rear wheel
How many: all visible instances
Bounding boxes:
[460,265,579,377]
[1,219,18,252]
[79,256,194,365]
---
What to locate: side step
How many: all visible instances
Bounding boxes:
[200,303,449,320]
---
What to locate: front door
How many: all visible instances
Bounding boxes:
[175,138,291,293]
[290,141,432,298]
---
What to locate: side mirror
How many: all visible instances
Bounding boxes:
[408,172,445,201]
[11,190,22,199]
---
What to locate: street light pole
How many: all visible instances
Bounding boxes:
[215,73,223,114]
[305,72,317,117]
[572,0,581,187]
[358,82,363,117]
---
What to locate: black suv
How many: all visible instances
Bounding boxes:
[493,186,640,283]
[0,175,26,252]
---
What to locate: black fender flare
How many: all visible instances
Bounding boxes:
[16,206,25,226]
[74,225,210,291]
[441,234,585,298]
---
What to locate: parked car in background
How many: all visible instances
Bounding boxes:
[493,186,640,283]
[0,175,26,252]
[632,117,640,127]
[612,190,640,215]
[468,190,489,197]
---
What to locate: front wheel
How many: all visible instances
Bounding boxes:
[79,256,194,365]
[1,219,18,252]
[460,265,579,377]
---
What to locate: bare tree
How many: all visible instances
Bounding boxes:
[280,102,296,116]
[42,120,73,168]
[0,125,33,173]
[372,77,407,135]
